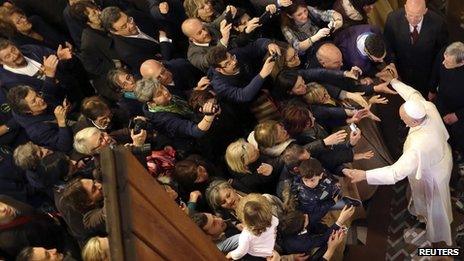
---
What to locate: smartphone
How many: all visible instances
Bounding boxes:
[224,10,233,24]
[350,123,358,133]
[258,11,271,24]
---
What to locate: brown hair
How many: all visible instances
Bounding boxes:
[281,103,313,136]
[281,0,308,30]
[236,194,273,236]
[80,96,111,121]
[299,158,324,179]
[254,120,281,148]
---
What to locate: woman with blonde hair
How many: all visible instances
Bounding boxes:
[82,237,110,261]
[184,0,236,29]
[226,194,279,260]
[225,138,281,194]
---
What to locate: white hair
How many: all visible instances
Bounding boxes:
[74,127,101,155]
[445,42,464,64]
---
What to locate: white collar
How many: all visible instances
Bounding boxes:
[356,33,370,57]
[409,19,424,33]
[193,41,210,47]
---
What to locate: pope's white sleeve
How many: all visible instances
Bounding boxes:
[390,79,425,102]
[366,149,419,185]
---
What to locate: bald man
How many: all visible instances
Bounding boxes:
[384,0,448,98]
[139,58,204,97]
[316,43,344,70]
[182,18,231,72]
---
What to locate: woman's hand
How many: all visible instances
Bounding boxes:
[349,127,361,146]
[265,4,277,14]
[368,95,388,105]
[346,92,368,108]
[336,205,355,225]
[354,150,374,160]
[245,17,261,34]
[257,163,273,176]
[323,130,347,146]
[313,28,331,42]
[159,1,169,14]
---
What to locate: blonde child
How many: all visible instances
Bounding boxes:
[226,194,279,260]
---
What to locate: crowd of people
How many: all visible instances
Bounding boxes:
[0,0,462,260]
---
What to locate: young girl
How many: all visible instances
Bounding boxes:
[226,194,279,260]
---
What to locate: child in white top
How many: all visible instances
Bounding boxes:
[226,194,279,260]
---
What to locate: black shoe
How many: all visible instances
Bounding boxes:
[343,196,362,207]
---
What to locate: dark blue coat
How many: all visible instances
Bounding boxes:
[281,223,340,254]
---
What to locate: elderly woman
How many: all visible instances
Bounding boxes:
[280,0,343,54]
[333,0,377,29]
[205,179,283,228]
[225,138,282,194]
[8,85,72,152]
[135,78,219,157]
[0,5,69,49]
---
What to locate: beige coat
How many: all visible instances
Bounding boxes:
[365,79,453,245]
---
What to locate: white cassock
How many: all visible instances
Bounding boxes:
[366,79,453,245]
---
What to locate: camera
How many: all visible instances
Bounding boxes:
[203,102,220,116]
[225,10,233,25]
[258,11,272,24]
[128,118,148,135]
[269,52,280,62]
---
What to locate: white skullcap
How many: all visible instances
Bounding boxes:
[403,100,426,120]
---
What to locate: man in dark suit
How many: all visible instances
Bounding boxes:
[101,6,174,74]
[383,0,448,97]
[139,58,204,98]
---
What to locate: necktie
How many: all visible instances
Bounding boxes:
[411,26,419,45]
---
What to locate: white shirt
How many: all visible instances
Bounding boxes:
[126,26,172,43]
[229,216,278,260]
[193,41,210,47]
[356,33,370,57]
[409,19,423,34]
[3,57,44,79]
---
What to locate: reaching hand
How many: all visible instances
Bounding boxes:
[56,44,72,60]
[344,66,362,80]
[337,205,355,224]
[349,127,362,146]
[350,108,369,123]
[245,17,261,34]
[54,105,67,127]
[359,77,374,85]
[373,82,397,95]
[42,55,59,78]
[219,19,232,44]
[259,56,276,78]
[342,168,367,183]
[189,190,202,202]
[131,129,147,147]
[313,28,331,41]
[323,130,348,146]
[194,76,210,90]
[368,95,388,105]
[366,107,381,122]
[257,163,273,176]
[265,4,277,14]
[159,1,169,14]
[327,229,346,252]
[279,0,293,7]
[354,150,374,160]
[346,92,368,108]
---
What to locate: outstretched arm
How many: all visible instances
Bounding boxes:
[390,79,425,102]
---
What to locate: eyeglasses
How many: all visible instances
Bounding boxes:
[116,16,134,31]
[221,54,236,68]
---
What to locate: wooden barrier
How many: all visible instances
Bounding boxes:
[100,146,226,260]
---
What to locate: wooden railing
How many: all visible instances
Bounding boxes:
[100,146,226,260]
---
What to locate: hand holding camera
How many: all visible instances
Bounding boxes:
[128,117,148,135]
[201,100,220,116]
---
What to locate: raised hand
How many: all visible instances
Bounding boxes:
[373,82,397,95]
[323,130,347,146]
[344,66,362,80]
[349,127,362,146]
[42,55,59,78]
[54,105,67,127]
[342,168,367,183]
[194,76,210,90]
[259,56,276,78]
[159,1,169,14]
[56,44,72,60]
[257,163,273,176]
[346,92,368,108]
[368,94,388,105]
[131,129,147,147]
[265,4,277,14]
[354,150,374,160]
[245,17,261,34]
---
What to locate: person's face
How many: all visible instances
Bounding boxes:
[10,12,32,32]
[150,63,173,86]
[152,85,172,106]
[116,72,136,92]
[202,213,227,236]
[30,247,64,261]
[36,146,53,159]
[276,124,290,144]
[93,110,112,129]
[88,131,116,155]
[362,4,375,13]
[218,52,239,75]
[302,172,323,188]
[290,6,309,24]
[442,53,463,69]
[0,201,17,224]
[319,49,343,70]
[86,7,102,26]
[285,47,301,68]
[0,44,26,67]
[365,49,386,63]
[25,90,47,114]
[219,187,239,210]
[195,165,209,183]
[318,89,331,104]
[111,12,138,36]
[189,21,212,44]
[405,1,427,26]
[81,178,103,204]
[291,76,308,96]
[399,104,419,127]
[197,1,214,21]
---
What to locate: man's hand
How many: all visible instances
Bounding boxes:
[259,56,275,78]
[54,105,67,127]
[373,82,397,95]
[159,1,169,14]
[367,107,381,122]
[189,190,202,202]
[443,113,458,125]
[56,44,72,60]
[342,168,367,183]
[349,127,361,146]
[354,150,374,160]
[219,19,232,46]
[279,0,293,7]
[368,94,388,105]
[245,17,261,34]
[344,66,362,80]
[267,42,281,56]
[201,100,220,115]
[428,91,437,102]
[131,129,147,147]
[346,92,368,108]
[265,4,277,14]
[194,76,210,90]
[257,163,273,176]
[323,130,347,146]
[42,55,59,78]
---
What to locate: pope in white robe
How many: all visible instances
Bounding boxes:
[343,78,453,245]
